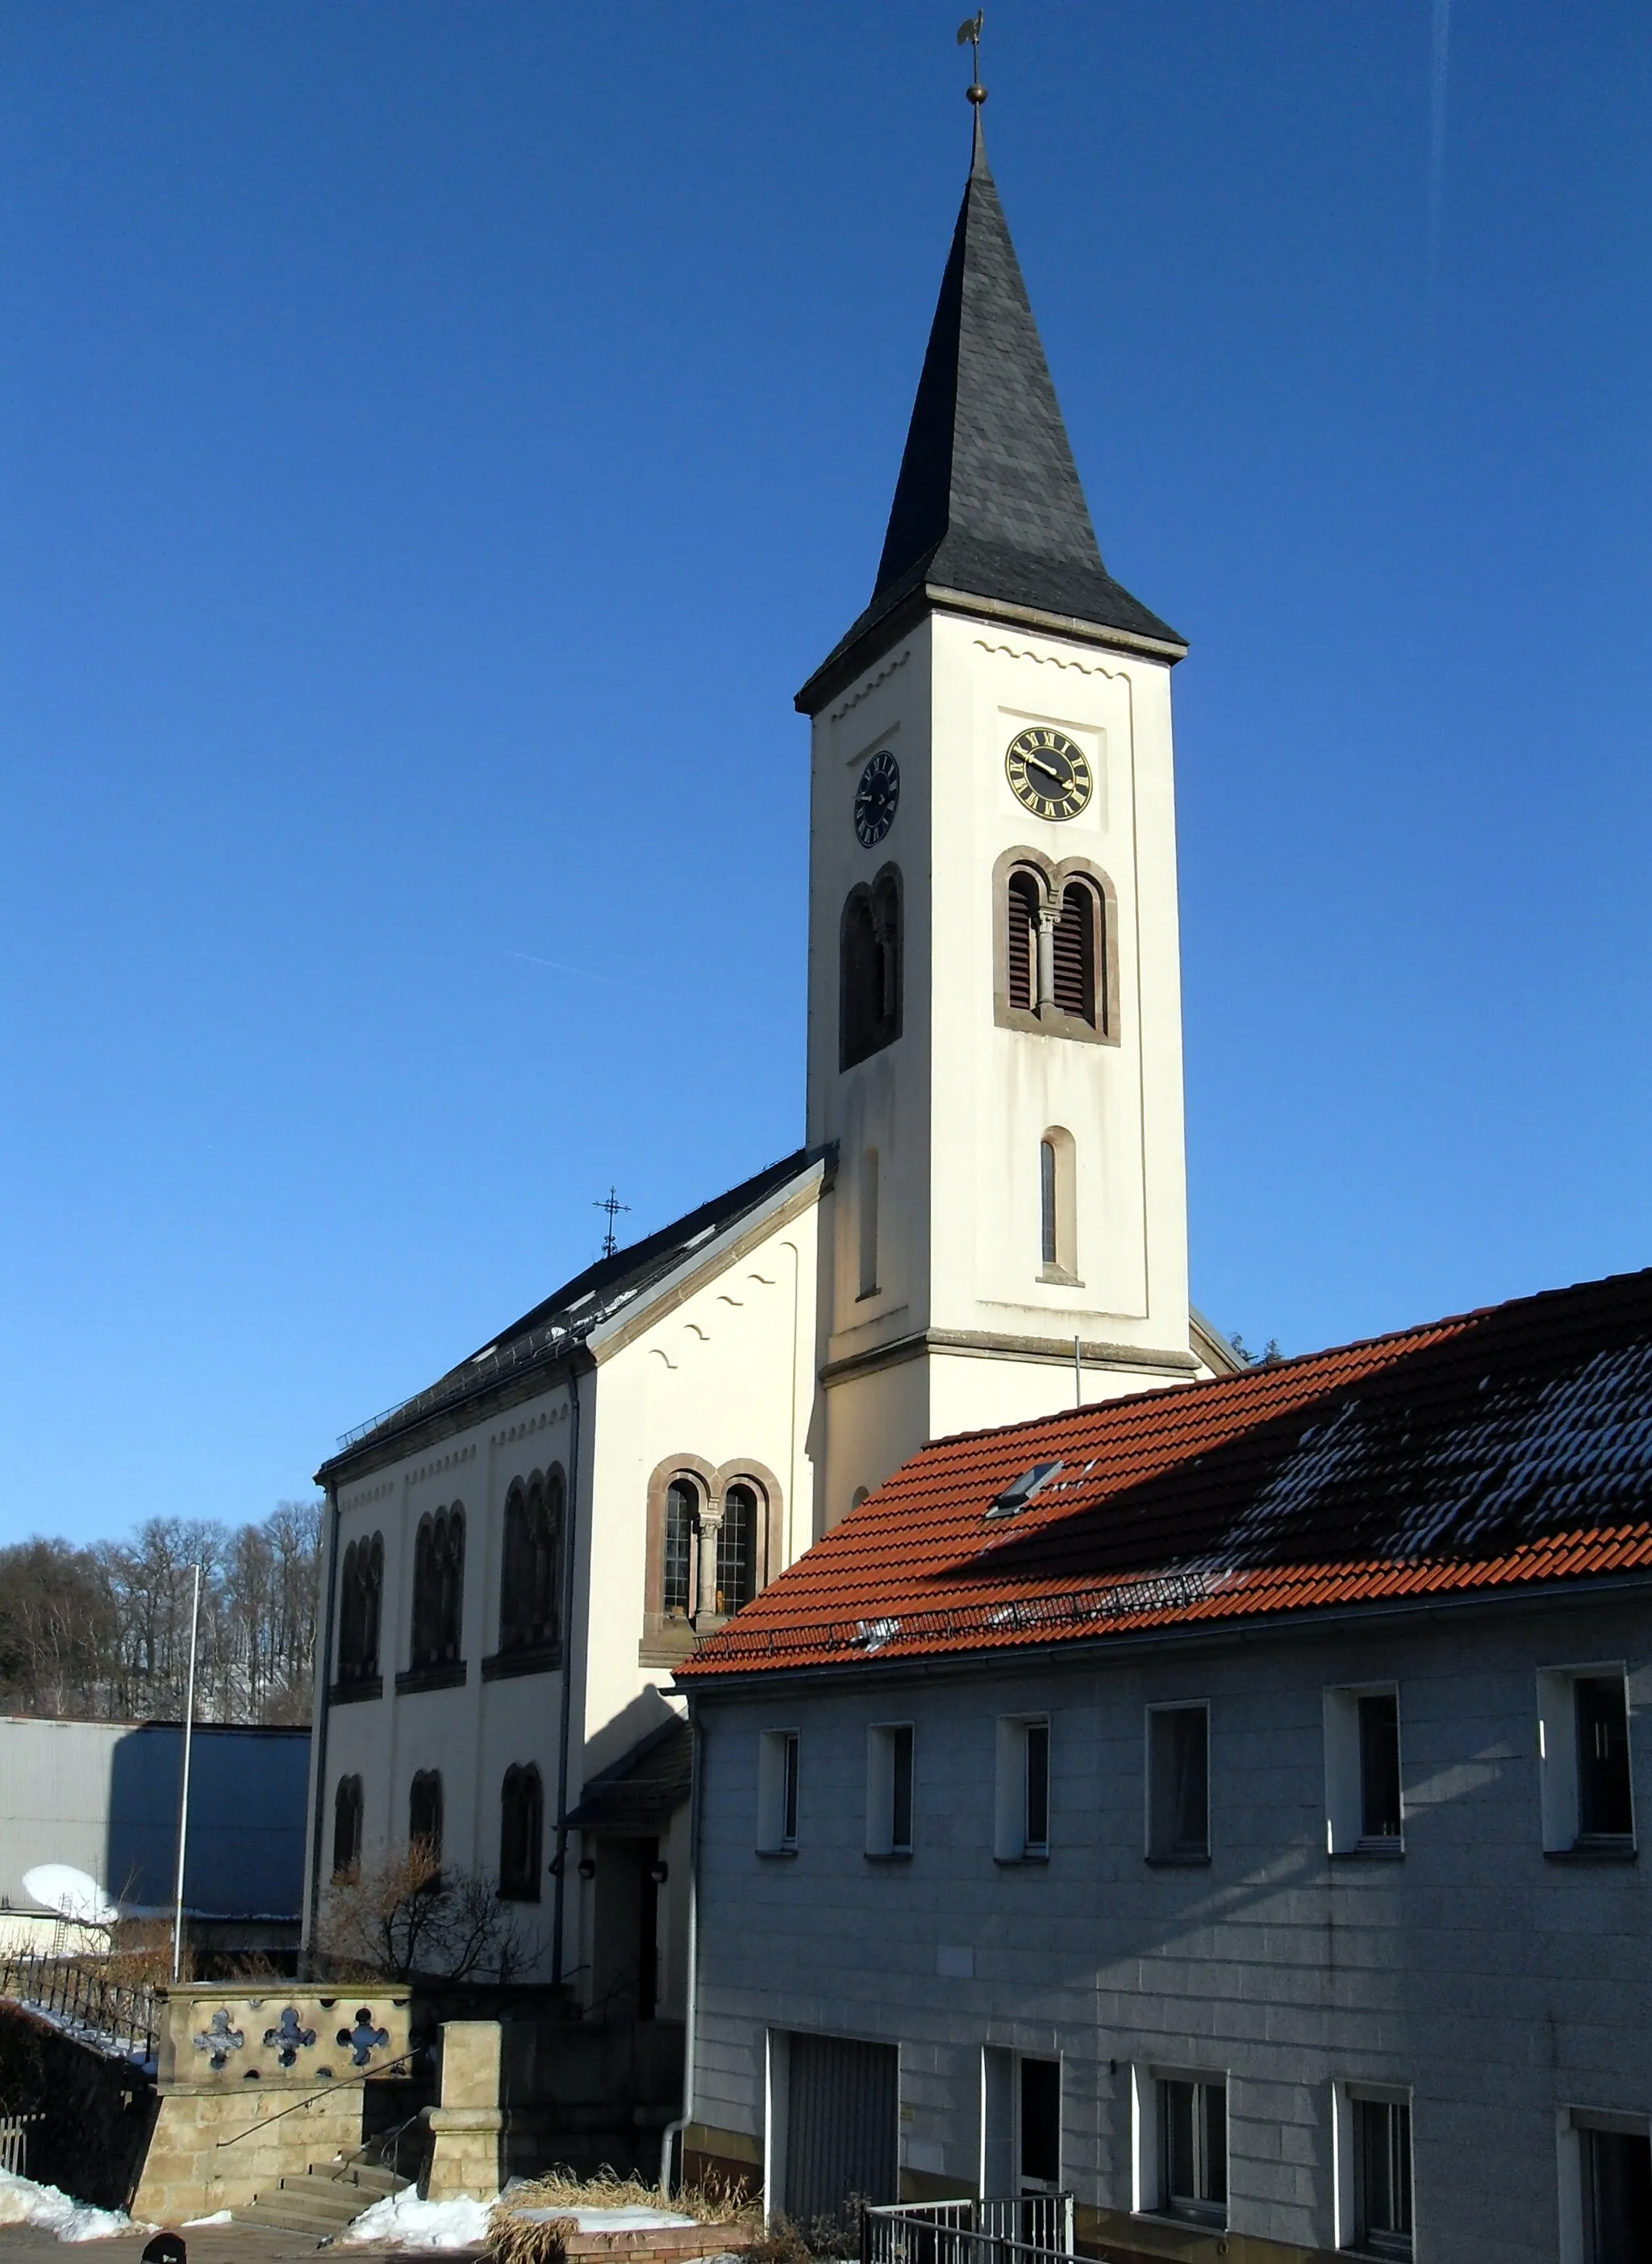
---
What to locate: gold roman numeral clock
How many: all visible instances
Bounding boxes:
[1005,727,1092,820]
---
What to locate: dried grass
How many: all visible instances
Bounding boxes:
[487,2166,761,2264]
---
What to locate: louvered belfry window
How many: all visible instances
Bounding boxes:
[1052,882,1098,1026]
[1007,872,1040,1011]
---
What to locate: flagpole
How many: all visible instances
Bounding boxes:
[171,1564,202,1986]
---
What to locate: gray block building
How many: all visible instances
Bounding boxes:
[677,1265,1652,2264]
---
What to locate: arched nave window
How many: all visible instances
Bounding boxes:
[499,1472,563,1655]
[499,1764,544,1902]
[332,1774,364,1879]
[410,1505,465,1670]
[409,1770,444,1865]
[336,1532,383,1688]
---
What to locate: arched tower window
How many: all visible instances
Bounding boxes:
[500,1473,563,1655]
[411,1505,465,1669]
[662,1480,699,1620]
[717,1483,759,1616]
[499,1764,544,1901]
[332,1774,364,1879]
[1052,882,1098,1025]
[840,865,903,1069]
[408,1769,444,1863]
[1007,871,1040,1013]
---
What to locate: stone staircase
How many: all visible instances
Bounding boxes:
[239,2155,410,2239]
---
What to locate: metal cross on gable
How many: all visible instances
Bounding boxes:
[594,1186,630,1259]
[192,2007,245,2070]
[262,2006,317,2067]
[336,2008,390,2067]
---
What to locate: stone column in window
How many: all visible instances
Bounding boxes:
[1035,896,1058,1015]
[696,1502,725,1620]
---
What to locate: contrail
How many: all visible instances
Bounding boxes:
[1426,0,1451,299]
[506,948,613,984]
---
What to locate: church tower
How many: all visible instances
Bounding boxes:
[800,110,1222,1528]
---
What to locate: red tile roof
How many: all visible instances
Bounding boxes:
[680,1265,1652,1679]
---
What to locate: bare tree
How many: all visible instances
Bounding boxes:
[319,1843,535,1984]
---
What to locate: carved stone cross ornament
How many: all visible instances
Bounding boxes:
[192,2008,245,2070]
[262,2007,318,2067]
[337,2008,390,2066]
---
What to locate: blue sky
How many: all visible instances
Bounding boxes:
[2,2,1648,1545]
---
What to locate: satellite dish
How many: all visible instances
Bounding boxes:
[21,1864,119,1927]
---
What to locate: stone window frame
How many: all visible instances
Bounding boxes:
[840,862,903,1070]
[992,846,1120,1044]
[640,1453,785,1666]
[482,1466,565,1682]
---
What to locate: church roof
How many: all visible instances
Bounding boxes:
[678,1262,1652,1682]
[797,120,1183,715]
[319,1144,832,1479]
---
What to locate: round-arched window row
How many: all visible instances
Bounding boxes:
[499,1470,564,1656]
[336,1532,384,1687]
[411,1504,465,1670]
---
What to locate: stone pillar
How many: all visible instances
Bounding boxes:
[696,1507,724,1620]
[1035,901,1058,1013]
[425,2021,504,2202]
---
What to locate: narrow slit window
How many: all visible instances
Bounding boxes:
[1040,1140,1057,1269]
[1024,1720,1050,1854]
[859,1148,879,1298]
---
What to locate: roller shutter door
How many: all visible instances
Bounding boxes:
[784,2031,899,2227]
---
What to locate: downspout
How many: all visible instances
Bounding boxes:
[305,1481,341,1967]
[550,1351,582,1987]
[660,1697,703,2195]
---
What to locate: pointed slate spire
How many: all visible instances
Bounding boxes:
[799,123,1182,712]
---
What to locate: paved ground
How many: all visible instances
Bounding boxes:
[0,2234,481,2264]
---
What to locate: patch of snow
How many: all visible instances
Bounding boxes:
[183,2210,234,2226]
[344,2191,494,2249]
[0,2169,149,2243]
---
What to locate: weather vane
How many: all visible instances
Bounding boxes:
[957,10,986,106]
[594,1186,630,1259]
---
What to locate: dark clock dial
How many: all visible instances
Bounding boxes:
[1005,727,1093,821]
[854,748,900,847]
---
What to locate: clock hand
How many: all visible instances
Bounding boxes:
[1027,757,1070,789]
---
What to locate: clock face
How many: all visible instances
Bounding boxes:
[1005,727,1093,821]
[854,748,900,847]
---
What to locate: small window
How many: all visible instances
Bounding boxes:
[1538,1666,1636,1853]
[1350,2095,1413,2259]
[867,1723,915,1857]
[408,1769,444,1864]
[1576,2119,1652,2264]
[1158,2076,1227,2227]
[717,1484,758,1616]
[995,1716,1050,1861]
[1325,1686,1404,1856]
[332,1774,364,1880]
[1147,1704,1209,1862]
[663,1480,699,1620]
[499,1762,543,1901]
[757,1729,800,1853]
[1037,1128,1076,1281]
[858,1147,880,1299]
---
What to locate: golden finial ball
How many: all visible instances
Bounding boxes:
[966,81,987,104]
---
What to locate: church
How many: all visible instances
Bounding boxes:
[300,97,1239,2014]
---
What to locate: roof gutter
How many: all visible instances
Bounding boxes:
[675,1565,1652,1701]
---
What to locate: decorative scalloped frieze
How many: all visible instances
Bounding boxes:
[973,636,1122,678]
[830,646,911,719]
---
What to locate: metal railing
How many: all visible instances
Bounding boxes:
[0,1951,159,2065]
[862,2196,1076,2264]
[0,2114,44,2178]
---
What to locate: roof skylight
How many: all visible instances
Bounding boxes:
[986,1460,1063,1519]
